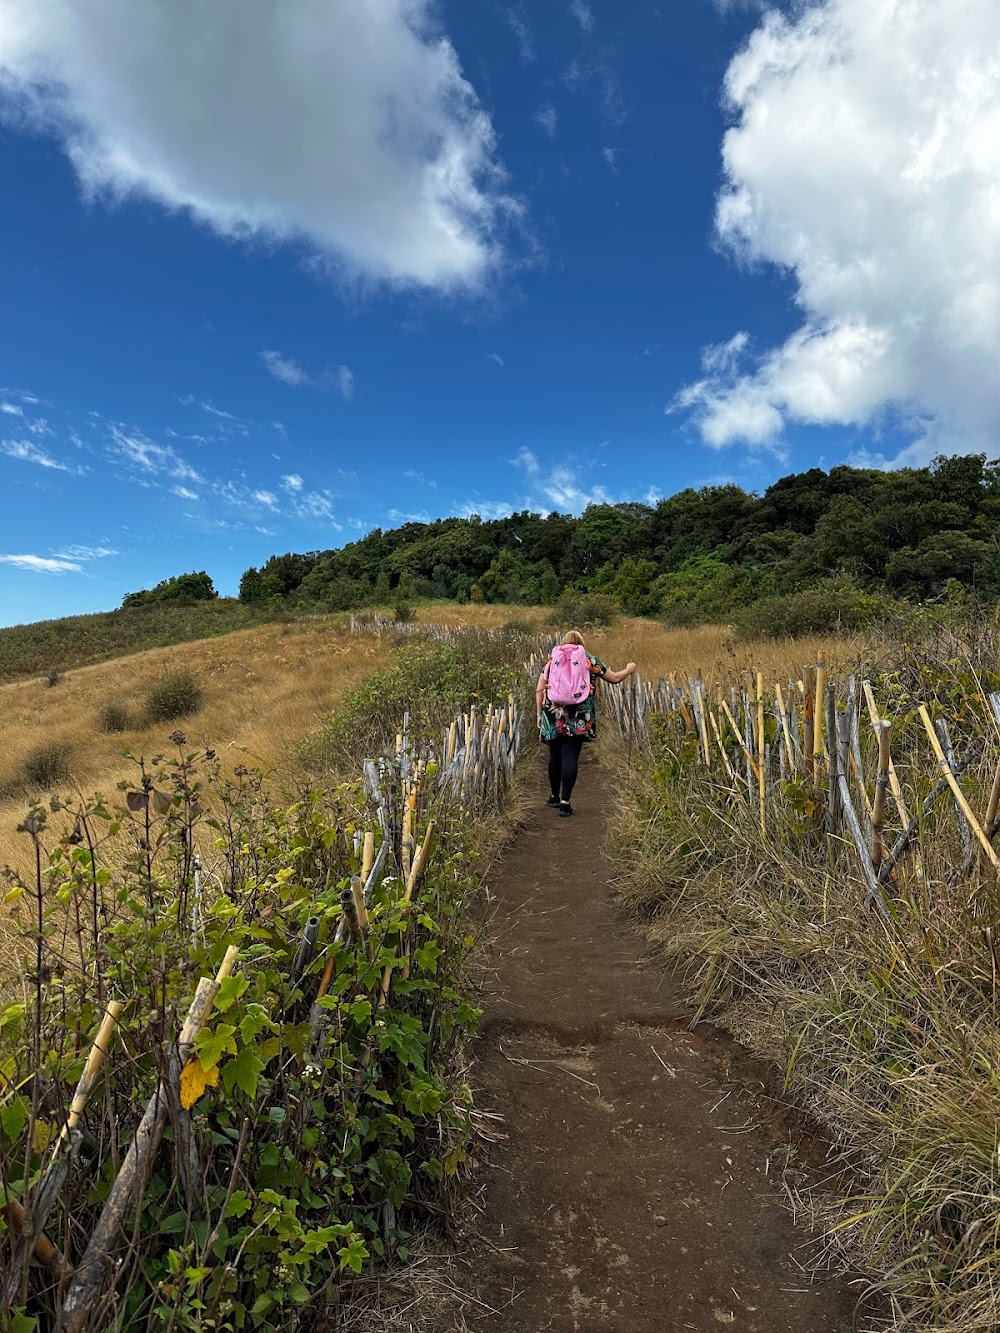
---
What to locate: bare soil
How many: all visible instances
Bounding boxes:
[463,750,871,1332]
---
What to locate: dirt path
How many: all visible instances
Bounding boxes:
[465,752,866,1333]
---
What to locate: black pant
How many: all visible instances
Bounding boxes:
[548,735,585,802]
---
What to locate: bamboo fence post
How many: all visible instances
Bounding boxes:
[61,949,239,1333]
[871,722,891,872]
[814,653,826,769]
[863,682,910,824]
[802,665,816,782]
[984,694,1000,840]
[917,705,998,867]
[878,747,979,884]
[755,671,766,836]
[706,705,739,788]
[825,683,839,834]
[6,1001,125,1302]
[774,682,796,772]
[835,711,890,919]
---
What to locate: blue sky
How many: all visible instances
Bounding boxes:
[2,0,998,626]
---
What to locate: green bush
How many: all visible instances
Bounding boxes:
[393,599,415,624]
[23,741,73,788]
[98,701,132,733]
[554,590,620,628]
[732,579,896,640]
[45,668,62,688]
[144,669,204,724]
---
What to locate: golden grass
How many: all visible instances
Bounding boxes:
[0,619,385,875]
[577,618,861,688]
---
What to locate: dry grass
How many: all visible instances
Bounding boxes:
[576,618,861,687]
[0,618,384,877]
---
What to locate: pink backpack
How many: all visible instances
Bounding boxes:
[545,643,591,706]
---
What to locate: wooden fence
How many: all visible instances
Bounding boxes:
[599,657,1000,915]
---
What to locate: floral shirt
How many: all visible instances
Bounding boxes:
[539,655,608,742]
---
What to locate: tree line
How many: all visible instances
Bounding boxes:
[231,455,1000,626]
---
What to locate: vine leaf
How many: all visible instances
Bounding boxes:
[179,1057,220,1110]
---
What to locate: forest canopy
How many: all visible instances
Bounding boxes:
[237,455,1000,628]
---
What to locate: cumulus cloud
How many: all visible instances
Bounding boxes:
[676,0,1000,464]
[0,0,517,291]
[0,554,82,574]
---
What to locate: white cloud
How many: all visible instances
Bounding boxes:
[602,146,619,174]
[534,104,558,138]
[511,447,540,476]
[387,507,431,523]
[570,1,594,34]
[487,351,505,367]
[0,554,82,574]
[504,8,536,64]
[53,544,117,560]
[455,499,515,520]
[0,0,516,291]
[171,485,200,500]
[260,351,354,398]
[1,403,23,417]
[253,489,278,508]
[1,438,83,473]
[260,349,310,387]
[334,365,355,400]
[281,473,304,493]
[677,0,1000,464]
[109,425,201,481]
[403,469,437,488]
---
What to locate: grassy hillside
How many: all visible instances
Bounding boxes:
[0,598,300,683]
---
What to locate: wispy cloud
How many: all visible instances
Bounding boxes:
[487,351,505,367]
[281,473,304,492]
[260,349,355,399]
[109,425,202,482]
[455,499,516,520]
[387,507,431,523]
[504,7,536,63]
[53,544,117,561]
[403,469,437,488]
[171,485,200,500]
[534,103,558,138]
[511,447,540,476]
[569,0,594,33]
[1,403,24,418]
[260,349,311,387]
[0,553,82,574]
[602,146,620,174]
[1,439,85,474]
[253,489,278,508]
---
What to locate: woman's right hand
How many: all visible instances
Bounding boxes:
[626,661,637,675]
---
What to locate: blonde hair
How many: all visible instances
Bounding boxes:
[562,629,585,647]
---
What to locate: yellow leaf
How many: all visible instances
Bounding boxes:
[32,1119,54,1152]
[179,1057,220,1110]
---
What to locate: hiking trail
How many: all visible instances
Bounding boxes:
[463,751,865,1333]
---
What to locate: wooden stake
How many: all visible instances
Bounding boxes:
[774,682,796,772]
[802,665,816,782]
[871,721,891,871]
[756,671,766,837]
[814,653,826,767]
[918,705,999,867]
[361,831,375,884]
[61,950,238,1333]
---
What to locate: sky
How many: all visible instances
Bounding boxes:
[2,0,999,626]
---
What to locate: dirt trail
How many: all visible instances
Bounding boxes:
[465,752,865,1333]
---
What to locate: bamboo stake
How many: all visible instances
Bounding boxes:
[802,665,816,782]
[814,653,826,768]
[984,694,1000,838]
[718,694,760,781]
[871,722,891,871]
[756,671,766,836]
[918,705,998,867]
[61,949,238,1333]
[379,822,437,1004]
[361,831,375,885]
[878,747,979,884]
[5,1001,125,1301]
[863,682,910,824]
[836,712,889,919]
[350,876,370,933]
[774,682,795,772]
[706,705,738,787]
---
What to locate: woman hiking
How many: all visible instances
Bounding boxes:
[536,631,636,816]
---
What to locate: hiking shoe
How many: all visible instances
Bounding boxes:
[558,801,573,817]
[546,795,560,808]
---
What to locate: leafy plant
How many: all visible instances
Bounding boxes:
[45,667,62,688]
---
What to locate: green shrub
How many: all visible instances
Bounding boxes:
[732,578,896,640]
[393,599,415,624]
[45,667,62,688]
[23,741,73,788]
[554,590,620,628]
[98,701,132,733]
[144,669,204,724]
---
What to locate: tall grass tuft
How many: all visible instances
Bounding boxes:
[23,741,73,788]
[97,700,131,734]
[144,669,204,724]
